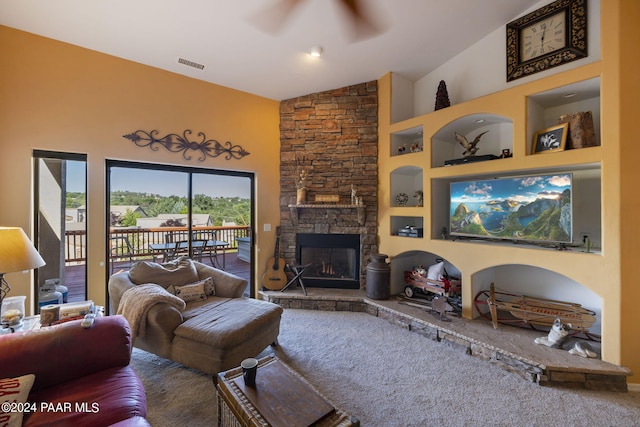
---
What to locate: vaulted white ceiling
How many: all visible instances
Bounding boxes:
[0,0,537,100]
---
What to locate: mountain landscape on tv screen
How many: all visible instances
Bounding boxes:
[450,174,572,243]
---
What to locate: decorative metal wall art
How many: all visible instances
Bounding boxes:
[123,129,250,161]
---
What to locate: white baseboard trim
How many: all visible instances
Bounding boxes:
[628,383,640,392]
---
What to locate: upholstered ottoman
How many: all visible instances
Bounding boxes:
[172,297,283,375]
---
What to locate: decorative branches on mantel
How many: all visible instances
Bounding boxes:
[123,129,250,161]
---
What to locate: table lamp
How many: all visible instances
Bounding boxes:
[0,227,46,319]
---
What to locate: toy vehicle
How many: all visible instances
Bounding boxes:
[403,268,462,314]
[403,270,460,297]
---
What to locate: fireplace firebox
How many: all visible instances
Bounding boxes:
[296,234,360,289]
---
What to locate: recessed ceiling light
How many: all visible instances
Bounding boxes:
[309,45,323,57]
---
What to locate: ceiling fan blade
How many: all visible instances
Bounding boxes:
[336,0,385,41]
[249,0,306,35]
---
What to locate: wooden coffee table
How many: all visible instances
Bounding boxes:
[216,355,359,427]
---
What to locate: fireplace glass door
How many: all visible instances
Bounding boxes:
[296,234,360,289]
[300,247,357,281]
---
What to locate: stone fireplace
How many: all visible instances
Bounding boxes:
[279,81,378,290]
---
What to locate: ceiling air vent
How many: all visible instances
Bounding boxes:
[177,57,205,70]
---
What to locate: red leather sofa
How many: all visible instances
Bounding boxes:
[0,315,149,426]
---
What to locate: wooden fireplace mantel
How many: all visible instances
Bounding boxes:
[287,204,365,226]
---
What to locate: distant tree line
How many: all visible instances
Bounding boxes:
[66,192,85,208]
[68,191,250,227]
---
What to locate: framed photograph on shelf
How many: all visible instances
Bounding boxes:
[532,123,569,154]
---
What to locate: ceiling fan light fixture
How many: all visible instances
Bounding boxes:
[309,45,323,57]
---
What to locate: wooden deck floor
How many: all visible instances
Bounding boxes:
[63,251,252,303]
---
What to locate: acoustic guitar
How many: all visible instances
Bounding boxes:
[261,226,287,290]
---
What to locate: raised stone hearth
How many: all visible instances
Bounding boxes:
[260,288,631,392]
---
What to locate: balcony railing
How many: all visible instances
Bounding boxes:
[65,226,251,264]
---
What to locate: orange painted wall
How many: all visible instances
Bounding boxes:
[618,0,640,385]
[0,26,281,309]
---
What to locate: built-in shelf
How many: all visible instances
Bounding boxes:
[385,74,603,251]
[383,72,605,254]
[390,216,424,238]
[431,114,512,168]
[288,204,365,226]
[391,126,423,157]
[391,166,423,207]
[527,77,601,154]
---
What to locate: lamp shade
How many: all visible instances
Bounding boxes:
[0,227,46,274]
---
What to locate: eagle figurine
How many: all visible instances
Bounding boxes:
[454,130,489,157]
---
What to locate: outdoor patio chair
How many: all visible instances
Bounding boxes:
[191,239,208,262]
[110,236,135,274]
[194,230,225,269]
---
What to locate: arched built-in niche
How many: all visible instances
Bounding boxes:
[431,113,512,168]
[471,264,602,336]
[390,253,602,337]
[390,165,423,207]
[390,250,461,296]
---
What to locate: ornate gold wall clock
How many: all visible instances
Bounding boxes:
[506,0,587,82]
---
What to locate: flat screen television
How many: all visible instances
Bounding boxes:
[449,173,572,244]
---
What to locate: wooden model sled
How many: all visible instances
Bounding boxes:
[474,282,597,333]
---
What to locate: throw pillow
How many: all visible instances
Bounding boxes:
[129,257,198,288]
[0,374,36,427]
[166,281,207,302]
[427,261,445,281]
[203,267,247,296]
[198,277,216,296]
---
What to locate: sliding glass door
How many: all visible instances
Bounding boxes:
[33,150,87,310]
[106,161,254,299]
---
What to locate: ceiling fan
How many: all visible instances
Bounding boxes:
[251,0,385,41]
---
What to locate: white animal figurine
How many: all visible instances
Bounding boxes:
[534,318,597,358]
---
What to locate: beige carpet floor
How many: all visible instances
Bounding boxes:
[131,309,640,427]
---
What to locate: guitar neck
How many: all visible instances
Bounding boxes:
[272,226,282,269]
[272,239,281,269]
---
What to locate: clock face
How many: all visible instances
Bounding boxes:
[520,11,567,62]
